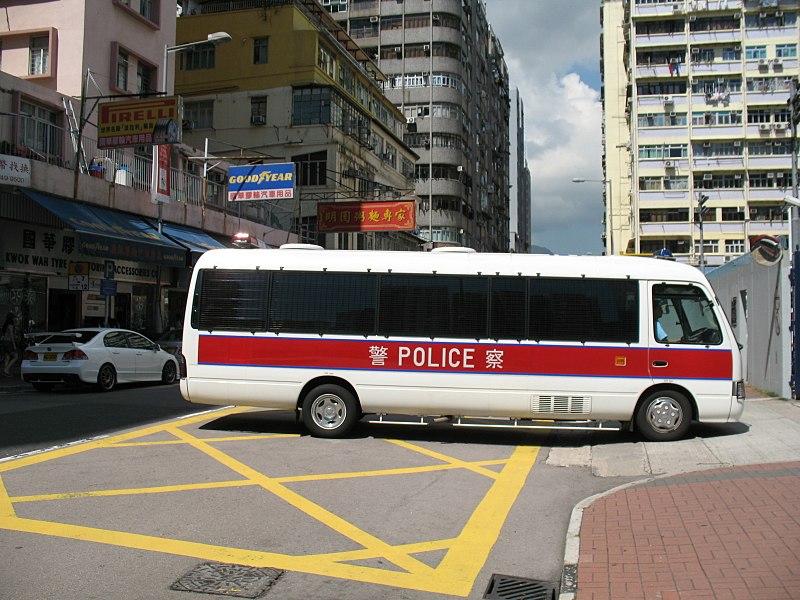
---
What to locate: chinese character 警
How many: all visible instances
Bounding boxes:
[369,345,389,366]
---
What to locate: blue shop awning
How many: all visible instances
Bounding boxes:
[143,219,228,254]
[24,191,187,267]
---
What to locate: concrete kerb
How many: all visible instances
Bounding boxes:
[557,475,661,600]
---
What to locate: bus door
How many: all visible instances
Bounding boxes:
[648,281,726,381]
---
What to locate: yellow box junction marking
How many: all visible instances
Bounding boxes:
[0,409,539,596]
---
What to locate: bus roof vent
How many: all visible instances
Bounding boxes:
[430,247,477,254]
[279,243,324,251]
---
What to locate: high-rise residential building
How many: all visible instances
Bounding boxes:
[324,0,512,252]
[176,0,422,251]
[510,88,531,253]
[602,0,794,264]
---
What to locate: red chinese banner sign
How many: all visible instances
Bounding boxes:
[317,200,416,233]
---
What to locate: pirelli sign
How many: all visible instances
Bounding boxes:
[97,97,183,149]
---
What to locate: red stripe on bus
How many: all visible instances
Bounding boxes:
[197,336,732,379]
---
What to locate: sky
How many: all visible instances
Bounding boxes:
[484,1,606,255]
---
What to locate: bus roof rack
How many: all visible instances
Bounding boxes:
[430,246,477,254]
[279,243,324,250]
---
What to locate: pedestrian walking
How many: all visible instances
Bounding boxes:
[2,312,19,377]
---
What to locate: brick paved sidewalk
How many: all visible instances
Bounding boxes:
[569,462,800,600]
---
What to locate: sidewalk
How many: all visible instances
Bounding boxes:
[0,364,26,392]
[562,461,800,600]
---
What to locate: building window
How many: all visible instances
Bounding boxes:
[293,151,328,186]
[253,37,269,65]
[250,96,267,124]
[725,239,746,253]
[319,0,348,13]
[116,49,129,90]
[318,44,335,78]
[722,208,745,221]
[776,44,797,58]
[184,100,214,129]
[180,46,216,71]
[29,35,48,75]
[136,61,155,96]
[20,100,60,158]
[745,46,767,60]
[140,0,153,20]
[292,86,332,125]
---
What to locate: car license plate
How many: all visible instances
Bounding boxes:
[43,352,57,361]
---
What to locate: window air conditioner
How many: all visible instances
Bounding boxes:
[250,115,266,126]
[370,16,379,23]
[423,44,430,51]
[750,208,758,215]
[662,95,673,103]
[703,141,712,148]
[669,111,677,117]
[703,173,713,180]
[733,140,742,146]
[774,122,786,130]
[735,45,742,51]
[692,47,700,54]
[776,11,784,17]
[758,58,768,66]
[665,160,674,167]
[776,172,784,178]
[759,123,771,131]
[734,12,742,19]
[689,15,697,21]
[734,173,742,179]
[773,58,783,67]
[406,117,415,124]
[767,172,775,178]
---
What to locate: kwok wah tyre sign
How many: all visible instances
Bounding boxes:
[227,163,295,202]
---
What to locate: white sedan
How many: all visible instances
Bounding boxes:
[21,328,178,392]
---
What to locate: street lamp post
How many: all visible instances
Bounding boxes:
[162,31,232,94]
[154,31,231,233]
[572,177,613,254]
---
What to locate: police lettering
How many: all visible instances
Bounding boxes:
[397,346,474,369]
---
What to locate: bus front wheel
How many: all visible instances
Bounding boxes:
[301,384,360,438]
[635,390,692,442]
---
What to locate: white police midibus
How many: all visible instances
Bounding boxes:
[179,245,744,441]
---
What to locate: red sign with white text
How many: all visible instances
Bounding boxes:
[317,200,416,233]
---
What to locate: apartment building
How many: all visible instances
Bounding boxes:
[322,0,512,252]
[602,0,795,264]
[0,1,287,336]
[176,0,423,251]
[510,88,532,253]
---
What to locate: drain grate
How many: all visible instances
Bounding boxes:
[483,573,556,600]
[171,562,283,598]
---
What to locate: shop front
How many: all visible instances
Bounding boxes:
[0,191,225,342]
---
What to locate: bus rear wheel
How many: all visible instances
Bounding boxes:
[635,390,691,442]
[301,384,359,438]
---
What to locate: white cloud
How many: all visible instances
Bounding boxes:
[485,0,605,254]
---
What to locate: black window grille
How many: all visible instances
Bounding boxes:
[195,269,270,331]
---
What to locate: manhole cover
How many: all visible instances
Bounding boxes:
[483,573,556,600]
[171,562,283,598]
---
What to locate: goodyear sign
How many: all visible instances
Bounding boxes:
[227,163,295,202]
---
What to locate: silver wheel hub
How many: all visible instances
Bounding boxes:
[311,394,345,429]
[647,397,683,433]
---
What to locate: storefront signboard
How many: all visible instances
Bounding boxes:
[0,154,31,187]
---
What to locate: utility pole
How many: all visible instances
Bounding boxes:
[696,193,708,270]
[788,78,800,398]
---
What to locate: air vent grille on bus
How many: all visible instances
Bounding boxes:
[531,395,591,415]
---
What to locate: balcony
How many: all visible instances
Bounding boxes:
[0,112,294,233]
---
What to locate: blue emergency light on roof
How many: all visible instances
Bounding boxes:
[654,248,675,260]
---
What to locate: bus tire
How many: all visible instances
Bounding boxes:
[301,384,359,438]
[635,390,691,442]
